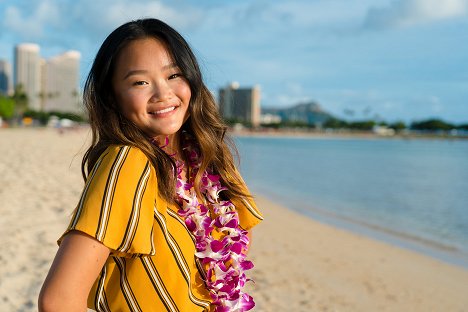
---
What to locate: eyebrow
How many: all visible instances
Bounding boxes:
[123,63,179,79]
[123,70,148,79]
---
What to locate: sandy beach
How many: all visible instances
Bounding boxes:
[1,128,467,311]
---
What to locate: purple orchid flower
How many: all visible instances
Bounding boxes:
[166,132,256,312]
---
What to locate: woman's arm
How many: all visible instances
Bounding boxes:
[38,230,110,312]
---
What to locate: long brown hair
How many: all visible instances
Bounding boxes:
[82,18,249,203]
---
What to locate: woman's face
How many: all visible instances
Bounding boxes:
[112,38,191,139]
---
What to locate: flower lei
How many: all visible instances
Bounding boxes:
[162,133,255,311]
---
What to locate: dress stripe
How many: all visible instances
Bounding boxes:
[152,209,188,280]
[167,232,211,308]
[167,208,206,280]
[141,257,180,312]
[98,293,111,312]
[117,161,151,252]
[71,155,106,228]
[149,220,156,255]
[95,265,111,312]
[114,257,143,312]
[241,197,264,220]
[96,146,130,241]
[154,207,211,309]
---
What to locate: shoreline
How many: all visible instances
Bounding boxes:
[249,195,468,311]
[252,186,468,270]
[230,128,468,141]
[4,125,468,141]
[1,128,467,311]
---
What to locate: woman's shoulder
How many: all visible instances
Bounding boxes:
[85,143,159,190]
[99,144,151,164]
[88,144,156,181]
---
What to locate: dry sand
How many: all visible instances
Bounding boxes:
[0,128,467,311]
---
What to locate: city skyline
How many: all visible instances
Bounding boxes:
[2,43,81,114]
[1,0,467,123]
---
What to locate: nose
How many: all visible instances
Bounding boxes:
[150,79,172,102]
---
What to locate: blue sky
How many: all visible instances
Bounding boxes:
[1,0,467,123]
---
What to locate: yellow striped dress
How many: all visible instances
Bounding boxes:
[60,145,263,312]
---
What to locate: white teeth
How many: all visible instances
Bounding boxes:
[154,106,176,114]
[149,106,176,115]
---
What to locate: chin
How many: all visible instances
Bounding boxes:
[150,128,181,138]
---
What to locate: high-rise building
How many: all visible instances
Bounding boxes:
[218,82,261,127]
[0,59,13,96]
[14,43,41,110]
[44,50,81,114]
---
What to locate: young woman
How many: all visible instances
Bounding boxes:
[39,18,263,312]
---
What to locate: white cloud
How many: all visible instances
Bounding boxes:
[274,94,312,107]
[194,0,376,39]
[286,82,304,95]
[1,0,203,46]
[364,0,468,29]
[271,82,313,107]
[2,0,62,39]
[69,0,203,35]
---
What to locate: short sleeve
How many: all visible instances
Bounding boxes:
[231,185,263,231]
[60,145,157,257]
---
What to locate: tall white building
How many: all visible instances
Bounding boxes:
[44,50,81,114]
[14,43,41,110]
[0,59,13,96]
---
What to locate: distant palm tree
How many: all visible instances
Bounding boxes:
[12,84,28,115]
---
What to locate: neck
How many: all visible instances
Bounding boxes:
[153,133,183,160]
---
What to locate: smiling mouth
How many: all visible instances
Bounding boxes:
[148,106,177,115]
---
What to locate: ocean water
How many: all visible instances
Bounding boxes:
[235,136,468,267]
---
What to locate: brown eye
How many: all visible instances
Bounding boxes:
[168,73,182,80]
[133,81,148,86]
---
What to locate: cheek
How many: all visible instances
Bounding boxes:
[177,81,192,104]
[180,87,191,122]
[115,91,142,115]
[182,89,191,117]
[113,93,129,117]
[183,87,192,102]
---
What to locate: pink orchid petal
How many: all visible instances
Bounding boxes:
[240,293,255,311]
[225,218,238,228]
[240,260,254,271]
[230,242,243,254]
[210,240,224,253]
[185,218,195,231]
